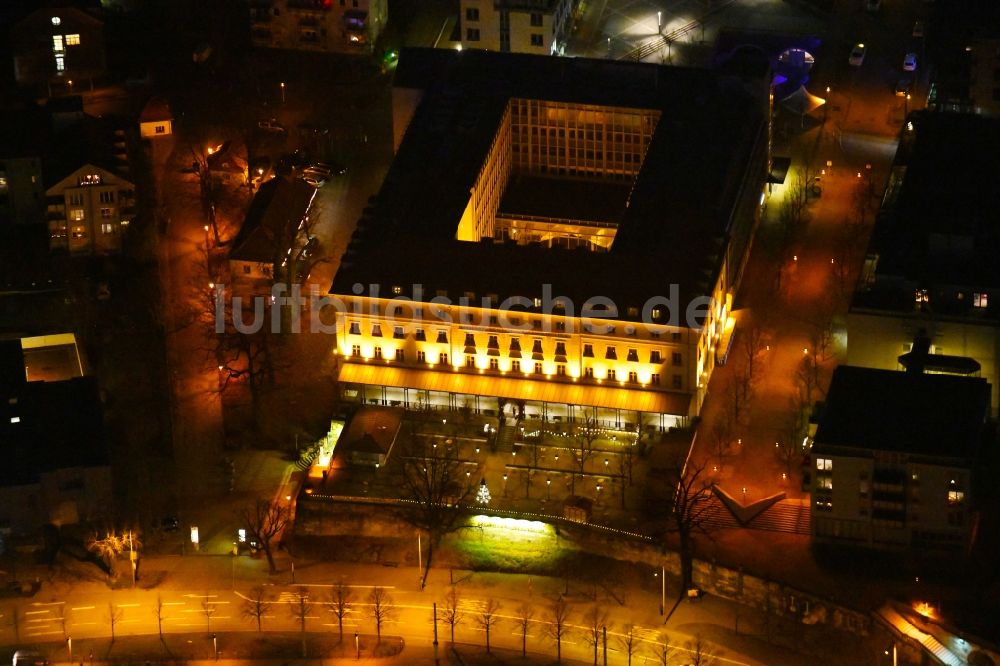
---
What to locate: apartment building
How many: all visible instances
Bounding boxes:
[248,0,388,53]
[810,366,991,554]
[45,164,135,255]
[459,0,576,55]
[10,7,106,91]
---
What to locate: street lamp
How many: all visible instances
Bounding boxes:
[655,566,666,615]
[212,633,218,660]
[904,93,911,118]
[546,477,551,500]
[657,10,662,32]
[355,632,360,659]
[280,81,286,104]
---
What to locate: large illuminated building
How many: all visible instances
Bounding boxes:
[330,49,770,431]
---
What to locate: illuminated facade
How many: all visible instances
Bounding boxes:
[459,0,577,55]
[45,164,135,255]
[809,367,988,553]
[248,0,388,53]
[332,49,770,430]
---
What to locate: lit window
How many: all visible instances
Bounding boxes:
[466,355,476,368]
[53,35,64,52]
[489,358,499,370]
[351,345,361,357]
[628,371,638,383]
[816,458,833,471]
[51,16,61,25]
[392,285,402,295]
[71,208,84,221]
[373,346,383,359]
[947,490,965,506]
[100,223,114,234]
[10,416,20,424]
[65,34,81,46]
[974,292,988,308]
[607,369,617,380]
[817,476,833,489]
[533,297,542,307]
[56,56,65,72]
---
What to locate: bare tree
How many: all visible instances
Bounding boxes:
[289,586,313,657]
[708,414,735,471]
[664,457,717,591]
[570,411,601,495]
[474,598,502,653]
[56,605,69,638]
[237,499,289,574]
[107,603,124,642]
[513,601,534,657]
[325,582,352,641]
[685,634,720,666]
[396,434,477,587]
[201,597,216,633]
[649,631,678,666]
[618,624,641,666]
[440,587,463,646]
[86,531,127,581]
[545,596,572,664]
[581,605,609,666]
[8,606,20,642]
[241,586,271,632]
[152,596,166,638]
[739,320,768,403]
[368,587,394,644]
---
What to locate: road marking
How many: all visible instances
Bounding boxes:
[117,603,141,608]
[71,622,97,626]
[26,630,63,637]
[183,594,218,598]
[163,602,186,606]
[31,602,65,607]
[71,606,95,611]
[27,619,53,623]
[25,610,50,615]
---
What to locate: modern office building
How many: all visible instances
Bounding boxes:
[810,366,991,553]
[328,48,770,432]
[248,0,388,53]
[459,0,577,55]
[847,112,1000,414]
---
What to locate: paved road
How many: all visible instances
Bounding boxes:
[0,554,817,666]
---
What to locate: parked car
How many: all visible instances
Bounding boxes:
[912,21,925,38]
[894,78,914,96]
[903,53,918,71]
[257,118,286,133]
[865,0,881,11]
[160,515,180,532]
[302,173,326,188]
[849,43,866,67]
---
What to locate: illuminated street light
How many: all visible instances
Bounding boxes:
[280,81,286,104]
[546,477,551,500]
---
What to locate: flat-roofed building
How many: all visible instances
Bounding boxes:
[328,49,771,432]
[847,112,1000,415]
[810,366,991,554]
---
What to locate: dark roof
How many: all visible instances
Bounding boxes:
[852,112,1000,318]
[498,174,631,225]
[229,177,316,263]
[813,366,990,459]
[0,376,109,486]
[347,433,385,455]
[139,97,173,123]
[332,48,768,317]
[42,114,130,185]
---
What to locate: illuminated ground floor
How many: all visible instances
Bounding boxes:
[337,362,690,432]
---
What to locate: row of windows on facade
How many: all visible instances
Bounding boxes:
[348,344,680,386]
[375,295,679,328]
[514,145,644,162]
[515,126,649,143]
[273,0,361,13]
[67,190,123,205]
[815,458,966,504]
[915,288,989,308]
[465,8,545,26]
[466,28,545,46]
[348,323,683,362]
[51,222,118,239]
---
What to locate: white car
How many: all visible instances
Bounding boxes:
[903,53,918,71]
[849,43,866,67]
